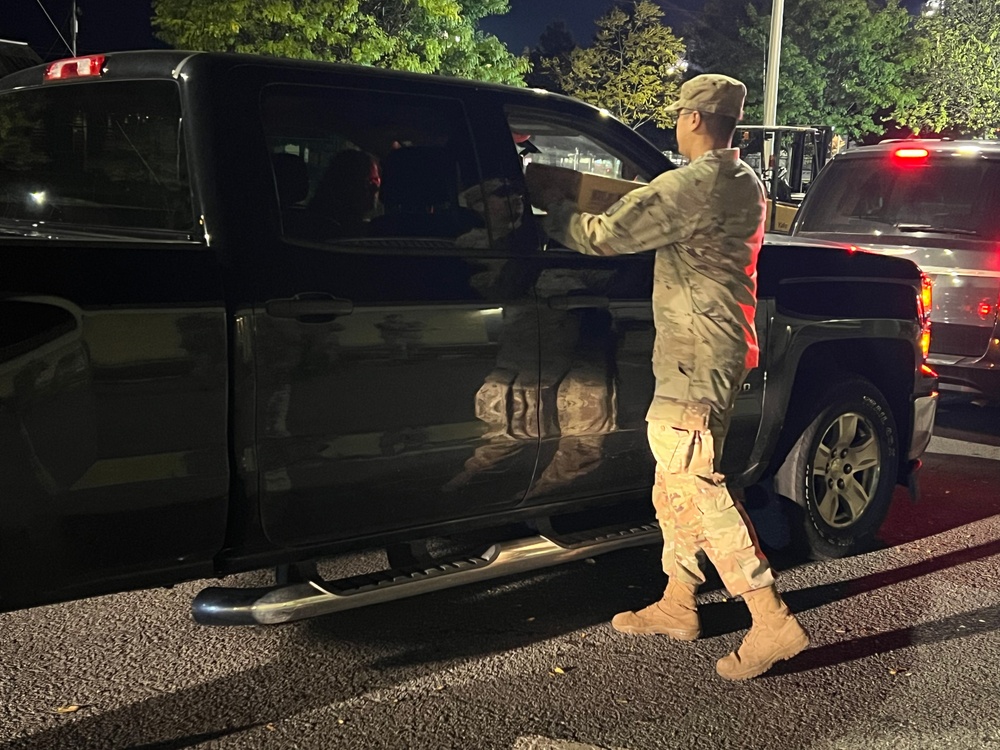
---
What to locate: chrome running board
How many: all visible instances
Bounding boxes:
[192,523,658,626]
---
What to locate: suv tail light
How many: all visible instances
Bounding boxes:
[44,55,106,82]
[918,272,933,361]
[893,146,930,165]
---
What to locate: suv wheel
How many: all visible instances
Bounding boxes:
[779,376,898,560]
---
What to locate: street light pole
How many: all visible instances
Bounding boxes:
[71,0,79,56]
[762,0,784,166]
[763,0,784,128]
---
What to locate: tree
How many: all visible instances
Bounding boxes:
[683,0,766,112]
[151,0,529,85]
[541,0,686,130]
[895,0,1000,136]
[686,0,919,140]
[524,20,576,93]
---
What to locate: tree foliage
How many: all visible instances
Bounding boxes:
[895,0,1000,136]
[686,0,918,140]
[540,1,686,129]
[524,20,575,93]
[151,0,529,85]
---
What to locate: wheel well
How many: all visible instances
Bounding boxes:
[772,338,914,481]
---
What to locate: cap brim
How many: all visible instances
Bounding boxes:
[666,101,682,113]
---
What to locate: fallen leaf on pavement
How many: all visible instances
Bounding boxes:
[550,665,578,676]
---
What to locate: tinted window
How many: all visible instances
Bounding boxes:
[261,84,513,249]
[0,80,195,237]
[798,156,1000,239]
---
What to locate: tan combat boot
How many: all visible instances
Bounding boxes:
[611,579,701,640]
[716,585,809,680]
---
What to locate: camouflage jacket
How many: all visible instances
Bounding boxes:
[543,148,766,428]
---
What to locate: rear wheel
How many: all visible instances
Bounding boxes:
[778,376,898,560]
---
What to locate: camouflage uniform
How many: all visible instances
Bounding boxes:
[543,147,774,597]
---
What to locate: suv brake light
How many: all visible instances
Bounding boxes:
[45,55,106,82]
[893,146,929,163]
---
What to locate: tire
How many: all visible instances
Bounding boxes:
[777,376,898,560]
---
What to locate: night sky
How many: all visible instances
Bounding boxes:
[4,0,929,62]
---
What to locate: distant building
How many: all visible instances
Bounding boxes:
[0,40,43,78]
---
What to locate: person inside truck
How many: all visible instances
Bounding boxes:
[531,73,810,681]
[307,148,381,238]
[371,144,482,239]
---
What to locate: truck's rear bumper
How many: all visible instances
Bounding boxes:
[909,391,939,461]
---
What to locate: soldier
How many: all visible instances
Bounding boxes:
[528,74,809,680]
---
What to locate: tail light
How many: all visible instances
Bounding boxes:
[893,146,930,164]
[44,55,106,82]
[918,272,933,361]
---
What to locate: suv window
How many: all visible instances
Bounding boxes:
[798,156,1000,239]
[0,80,195,238]
[261,84,509,249]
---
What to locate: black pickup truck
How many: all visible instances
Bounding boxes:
[0,51,937,625]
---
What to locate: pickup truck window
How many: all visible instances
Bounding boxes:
[0,80,195,238]
[261,85,512,250]
[505,105,648,183]
[503,104,648,248]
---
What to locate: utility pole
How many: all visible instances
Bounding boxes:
[762,0,784,166]
[71,0,79,56]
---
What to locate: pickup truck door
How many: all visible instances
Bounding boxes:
[521,246,658,504]
[250,83,540,547]
[0,79,229,610]
[498,106,658,506]
[496,103,767,502]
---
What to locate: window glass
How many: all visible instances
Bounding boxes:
[0,80,195,237]
[503,105,648,236]
[261,84,506,249]
[505,105,647,182]
[798,157,1000,239]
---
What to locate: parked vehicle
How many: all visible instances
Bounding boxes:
[0,52,937,625]
[793,139,1000,400]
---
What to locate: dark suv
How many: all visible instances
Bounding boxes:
[793,139,1000,399]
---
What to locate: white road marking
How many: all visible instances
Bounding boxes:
[927,436,1000,460]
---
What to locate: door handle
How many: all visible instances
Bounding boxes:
[266,295,354,320]
[547,295,610,310]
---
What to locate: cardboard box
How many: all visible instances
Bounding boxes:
[764,199,798,233]
[525,162,640,215]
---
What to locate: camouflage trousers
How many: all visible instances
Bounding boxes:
[647,415,774,597]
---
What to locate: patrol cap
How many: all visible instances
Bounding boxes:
[667,74,746,121]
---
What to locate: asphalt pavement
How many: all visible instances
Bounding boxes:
[3,397,1000,750]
